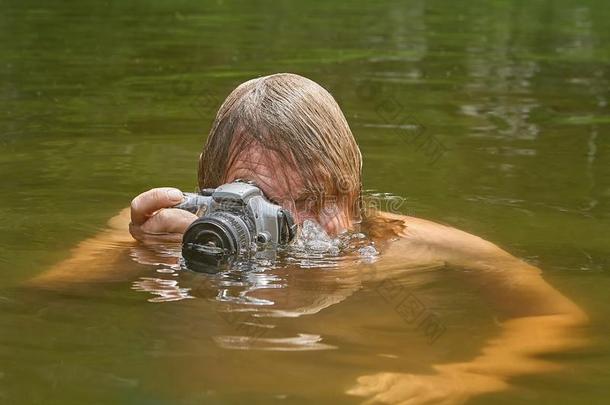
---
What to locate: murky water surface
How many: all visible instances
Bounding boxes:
[1,0,609,404]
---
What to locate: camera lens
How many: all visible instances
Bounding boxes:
[182,211,253,272]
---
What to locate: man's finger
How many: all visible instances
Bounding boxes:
[130,187,184,225]
[140,208,197,235]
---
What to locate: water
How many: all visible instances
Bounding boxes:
[1,0,609,403]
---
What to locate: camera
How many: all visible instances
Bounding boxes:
[174,180,297,272]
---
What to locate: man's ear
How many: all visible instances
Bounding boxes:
[199,152,203,162]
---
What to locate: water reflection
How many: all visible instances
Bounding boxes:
[132,277,192,303]
[213,333,337,351]
[129,215,385,350]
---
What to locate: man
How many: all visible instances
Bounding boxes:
[32,73,587,404]
[130,73,361,243]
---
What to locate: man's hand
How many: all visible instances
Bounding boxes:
[129,187,198,244]
[347,369,508,405]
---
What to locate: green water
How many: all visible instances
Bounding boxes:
[1,0,609,403]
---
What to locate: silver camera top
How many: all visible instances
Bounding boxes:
[213,182,262,203]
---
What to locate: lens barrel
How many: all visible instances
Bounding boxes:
[182,211,253,272]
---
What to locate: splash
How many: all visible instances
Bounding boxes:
[291,220,341,254]
[280,220,378,269]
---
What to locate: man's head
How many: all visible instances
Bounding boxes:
[198,73,362,235]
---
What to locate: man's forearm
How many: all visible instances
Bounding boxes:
[435,312,587,387]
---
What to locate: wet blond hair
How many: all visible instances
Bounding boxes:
[198,73,362,218]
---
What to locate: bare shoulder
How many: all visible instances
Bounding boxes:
[376,211,515,264]
[94,207,134,245]
[108,207,131,231]
[26,208,135,289]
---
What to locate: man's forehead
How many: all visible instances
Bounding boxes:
[225,142,305,197]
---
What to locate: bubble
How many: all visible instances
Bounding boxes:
[358,245,378,258]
